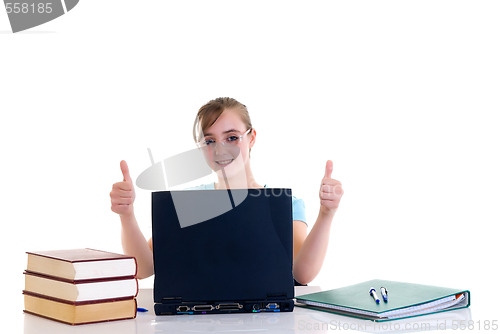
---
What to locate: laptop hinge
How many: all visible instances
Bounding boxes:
[162,297,182,302]
[267,293,287,299]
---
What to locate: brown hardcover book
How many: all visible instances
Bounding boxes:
[26,249,137,281]
[23,291,137,325]
[24,271,139,303]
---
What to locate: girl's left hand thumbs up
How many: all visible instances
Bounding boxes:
[319,160,343,213]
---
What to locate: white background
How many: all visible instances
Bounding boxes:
[1,0,499,332]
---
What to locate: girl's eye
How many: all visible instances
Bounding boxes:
[205,139,216,145]
[226,135,239,142]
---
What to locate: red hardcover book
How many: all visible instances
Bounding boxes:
[26,248,137,281]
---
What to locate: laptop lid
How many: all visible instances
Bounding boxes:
[152,188,294,305]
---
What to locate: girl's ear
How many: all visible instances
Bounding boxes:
[249,128,257,149]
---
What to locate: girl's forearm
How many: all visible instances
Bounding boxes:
[120,213,154,279]
[293,207,336,284]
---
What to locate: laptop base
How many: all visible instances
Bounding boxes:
[154,299,294,315]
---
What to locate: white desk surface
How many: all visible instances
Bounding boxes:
[23,287,472,334]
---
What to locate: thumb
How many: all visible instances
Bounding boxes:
[120,160,132,182]
[324,160,333,179]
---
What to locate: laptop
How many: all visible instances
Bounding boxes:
[152,188,295,315]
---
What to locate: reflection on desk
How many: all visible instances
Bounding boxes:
[23,287,471,334]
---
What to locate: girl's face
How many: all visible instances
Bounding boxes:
[199,108,254,179]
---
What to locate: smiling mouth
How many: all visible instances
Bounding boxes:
[215,159,234,166]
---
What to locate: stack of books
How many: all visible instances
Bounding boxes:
[23,248,138,325]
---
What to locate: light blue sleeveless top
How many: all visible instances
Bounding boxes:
[187,183,306,224]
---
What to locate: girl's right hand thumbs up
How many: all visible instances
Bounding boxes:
[110,160,136,217]
[120,159,132,182]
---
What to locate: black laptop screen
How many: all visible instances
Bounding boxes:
[152,188,294,303]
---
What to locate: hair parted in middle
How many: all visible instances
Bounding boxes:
[193,97,253,143]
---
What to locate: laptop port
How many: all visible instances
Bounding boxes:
[177,306,190,312]
[266,303,279,309]
[252,304,261,311]
[192,305,214,312]
[216,303,243,310]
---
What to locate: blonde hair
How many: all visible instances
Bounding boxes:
[193,97,253,142]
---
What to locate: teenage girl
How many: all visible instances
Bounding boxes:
[110,97,343,284]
